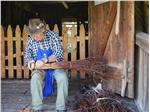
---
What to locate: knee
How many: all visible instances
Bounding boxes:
[55,71,68,83]
[31,70,42,81]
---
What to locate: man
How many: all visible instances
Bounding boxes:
[24,18,68,112]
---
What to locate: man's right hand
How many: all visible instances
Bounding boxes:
[27,60,35,70]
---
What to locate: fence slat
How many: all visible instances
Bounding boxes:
[7,25,14,78]
[16,25,22,78]
[23,25,30,78]
[54,24,59,33]
[46,24,50,30]
[0,26,5,78]
[62,26,68,61]
[80,24,86,79]
[71,25,77,80]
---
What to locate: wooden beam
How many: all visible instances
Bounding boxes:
[136,32,149,53]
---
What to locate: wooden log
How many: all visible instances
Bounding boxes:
[16,25,22,78]
[0,25,5,78]
[23,25,30,78]
[7,25,14,78]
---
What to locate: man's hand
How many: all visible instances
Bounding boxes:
[35,60,45,68]
[57,61,70,69]
[28,60,35,70]
[48,55,57,62]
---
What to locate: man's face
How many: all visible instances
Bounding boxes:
[32,29,45,41]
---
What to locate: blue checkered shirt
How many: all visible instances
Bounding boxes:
[24,30,64,64]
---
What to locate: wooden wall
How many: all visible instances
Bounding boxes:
[88,1,135,98]
[135,32,149,112]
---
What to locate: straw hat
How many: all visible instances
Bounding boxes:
[29,18,46,35]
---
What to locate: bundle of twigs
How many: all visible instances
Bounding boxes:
[68,86,133,112]
[34,57,106,73]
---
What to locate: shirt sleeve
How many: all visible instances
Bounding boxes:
[51,31,64,62]
[24,37,34,64]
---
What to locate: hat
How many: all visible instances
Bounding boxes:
[29,18,46,35]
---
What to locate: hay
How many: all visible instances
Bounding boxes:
[68,85,133,112]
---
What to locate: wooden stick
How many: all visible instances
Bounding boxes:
[115,1,120,35]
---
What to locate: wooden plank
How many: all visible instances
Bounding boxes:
[71,25,77,80]
[125,1,134,98]
[4,36,89,42]
[80,24,85,79]
[62,26,68,61]
[0,25,5,78]
[5,52,24,59]
[16,25,22,78]
[136,32,149,53]
[23,25,29,78]
[7,25,14,78]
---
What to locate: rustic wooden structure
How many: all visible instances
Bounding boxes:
[0,1,149,112]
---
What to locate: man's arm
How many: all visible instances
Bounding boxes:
[24,37,35,69]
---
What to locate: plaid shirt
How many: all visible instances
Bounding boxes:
[24,30,63,64]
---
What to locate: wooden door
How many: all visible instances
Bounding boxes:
[88,1,134,98]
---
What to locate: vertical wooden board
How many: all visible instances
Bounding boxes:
[80,24,85,79]
[137,48,144,109]
[117,1,135,98]
[71,25,77,80]
[23,25,29,78]
[7,25,14,78]
[62,26,68,61]
[54,24,59,33]
[0,25,5,78]
[142,52,149,111]
[16,25,22,78]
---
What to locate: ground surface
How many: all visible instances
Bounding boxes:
[1,79,139,112]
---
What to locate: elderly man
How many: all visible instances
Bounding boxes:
[24,18,68,112]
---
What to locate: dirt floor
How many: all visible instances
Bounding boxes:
[1,78,139,112]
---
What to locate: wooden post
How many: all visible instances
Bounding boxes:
[0,25,5,78]
[23,25,29,78]
[80,24,86,79]
[16,25,22,78]
[7,25,14,78]
[71,25,77,80]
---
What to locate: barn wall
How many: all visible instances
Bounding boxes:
[134,33,149,112]
[88,1,135,98]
